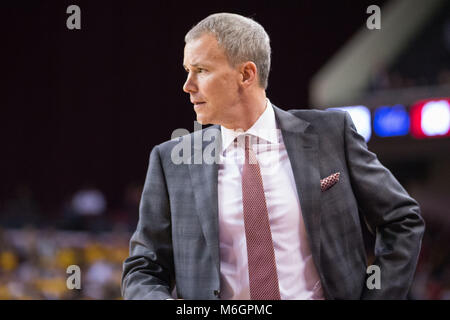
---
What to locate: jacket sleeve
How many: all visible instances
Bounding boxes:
[342,112,425,299]
[121,145,175,299]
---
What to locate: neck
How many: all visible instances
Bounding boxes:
[222,91,267,131]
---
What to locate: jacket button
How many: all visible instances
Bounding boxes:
[213,290,220,297]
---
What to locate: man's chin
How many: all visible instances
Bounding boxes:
[195,116,211,126]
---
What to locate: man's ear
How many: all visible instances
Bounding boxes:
[240,61,258,88]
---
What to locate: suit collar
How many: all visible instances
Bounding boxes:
[272,104,311,134]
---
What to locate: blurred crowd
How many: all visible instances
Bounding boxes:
[0,183,141,232]
[369,10,450,92]
[369,67,450,92]
[0,184,449,299]
[0,226,130,299]
[409,219,450,300]
[0,183,139,299]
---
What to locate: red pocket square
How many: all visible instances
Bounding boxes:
[320,172,340,191]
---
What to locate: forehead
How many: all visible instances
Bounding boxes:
[183,34,228,66]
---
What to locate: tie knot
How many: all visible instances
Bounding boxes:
[232,135,254,150]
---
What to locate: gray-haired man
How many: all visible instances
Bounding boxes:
[122,13,424,300]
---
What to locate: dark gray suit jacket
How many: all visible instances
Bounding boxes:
[121,105,425,300]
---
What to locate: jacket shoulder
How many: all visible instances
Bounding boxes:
[287,108,347,124]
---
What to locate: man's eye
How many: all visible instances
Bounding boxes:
[184,68,206,74]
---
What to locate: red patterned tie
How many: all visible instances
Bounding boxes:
[241,135,281,300]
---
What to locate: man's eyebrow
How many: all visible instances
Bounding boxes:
[183,63,205,69]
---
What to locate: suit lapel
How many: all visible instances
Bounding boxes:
[188,126,221,276]
[273,105,322,269]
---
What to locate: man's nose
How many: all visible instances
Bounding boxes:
[183,74,197,93]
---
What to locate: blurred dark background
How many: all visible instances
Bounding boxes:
[1,0,449,299]
[1,0,388,217]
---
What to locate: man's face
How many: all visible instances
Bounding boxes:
[183,33,242,126]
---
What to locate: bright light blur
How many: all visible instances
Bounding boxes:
[421,100,450,136]
[373,105,410,137]
[328,106,372,142]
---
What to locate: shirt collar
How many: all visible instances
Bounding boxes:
[220,99,278,154]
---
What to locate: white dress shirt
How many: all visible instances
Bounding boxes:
[218,99,324,300]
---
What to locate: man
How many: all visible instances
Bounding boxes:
[121,13,425,300]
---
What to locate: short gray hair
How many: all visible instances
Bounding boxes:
[185,13,271,89]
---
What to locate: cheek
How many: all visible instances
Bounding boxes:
[202,72,239,102]
[215,76,238,98]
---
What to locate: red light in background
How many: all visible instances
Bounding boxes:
[410,98,450,139]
